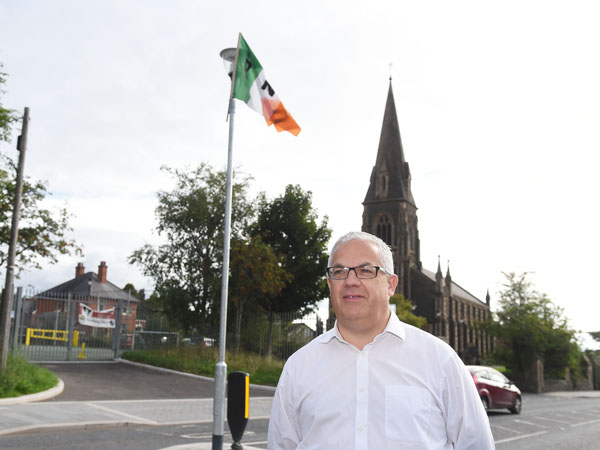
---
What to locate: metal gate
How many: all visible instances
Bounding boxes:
[9,288,127,362]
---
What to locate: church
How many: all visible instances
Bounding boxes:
[361,80,492,363]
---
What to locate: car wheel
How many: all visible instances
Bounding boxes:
[509,396,522,414]
[481,396,489,412]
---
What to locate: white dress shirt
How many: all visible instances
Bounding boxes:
[267,313,495,449]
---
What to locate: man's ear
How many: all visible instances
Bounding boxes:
[387,274,399,296]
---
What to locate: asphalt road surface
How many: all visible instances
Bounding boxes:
[489,393,600,449]
[39,361,274,401]
[2,362,599,450]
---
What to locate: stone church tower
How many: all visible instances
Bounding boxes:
[362,80,421,299]
[361,80,493,361]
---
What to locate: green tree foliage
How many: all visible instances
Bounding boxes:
[389,294,427,329]
[0,62,18,142]
[0,155,80,274]
[589,331,600,342]
[484,272,580,379]
[0,63,79,275]
[251,185,332,356]
[229,236,292,354]
[122,283,146,301]
[128,164,254,333]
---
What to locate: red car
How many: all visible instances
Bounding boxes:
[467,365,522,414]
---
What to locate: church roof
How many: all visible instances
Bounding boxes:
[364,80,415,206]
[421,267,487,307]
[35,272,140,302]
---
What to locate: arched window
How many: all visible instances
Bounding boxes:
[377,215,392,246]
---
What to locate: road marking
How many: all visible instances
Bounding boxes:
[86,402,158,424]
[490,423,521,434]
[513,419,548,428]
[495,430,547,445]
[571,418,600,428]
[181,431,256,439]
[572,410,599,416]
[532,415,571,424]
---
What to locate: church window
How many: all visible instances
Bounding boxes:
[377,215,392,246]
[376,172,389,198]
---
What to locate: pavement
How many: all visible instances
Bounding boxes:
[0,359,275,450]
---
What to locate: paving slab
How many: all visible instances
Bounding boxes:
[0,397,273,436]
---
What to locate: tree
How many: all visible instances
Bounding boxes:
[589,331,600,342]
[128,164,254,333]
[0,63,80,274]
[389,294,427,329]
[122,283,146,301]
[0,62,18,143]
[229,236,292,354]
[484,272,580,379]
[251,185,332,357]
[0,154,81,275]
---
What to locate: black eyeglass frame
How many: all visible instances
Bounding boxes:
[326,265,392,280]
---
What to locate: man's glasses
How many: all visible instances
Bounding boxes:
[326,265,391,280]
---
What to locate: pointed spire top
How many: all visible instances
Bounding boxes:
[445,260,451,279]
[363,80,415,206]
[436,255,442,275]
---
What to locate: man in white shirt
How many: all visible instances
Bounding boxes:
[267,231,495,449]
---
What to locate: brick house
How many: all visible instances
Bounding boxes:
[31,261,141,335]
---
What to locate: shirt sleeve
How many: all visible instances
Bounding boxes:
[443,355,496,450]
[267,362,301,450]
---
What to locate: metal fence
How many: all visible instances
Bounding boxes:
[9,287,129,361]
[8,286,327,363]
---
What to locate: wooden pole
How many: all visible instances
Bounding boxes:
[0,107,29,372]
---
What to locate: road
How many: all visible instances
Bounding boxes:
[2,393,599,449]
[1,362,599,449]
[489,393,600,449]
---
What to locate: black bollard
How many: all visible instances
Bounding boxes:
[227,371,249,449]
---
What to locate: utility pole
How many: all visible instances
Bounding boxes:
[0,107,29,373]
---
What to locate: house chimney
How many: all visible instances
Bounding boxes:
[98,261,108,283]
[75,262,85,277]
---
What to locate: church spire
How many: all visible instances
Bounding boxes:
[364,81,415,206]
[362,79,421,299]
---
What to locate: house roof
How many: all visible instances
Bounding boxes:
[421,267,487,307]
[35,272,141,302]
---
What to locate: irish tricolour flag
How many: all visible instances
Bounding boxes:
[231,34,301,136]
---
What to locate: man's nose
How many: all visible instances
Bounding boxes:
[344,268,361,285]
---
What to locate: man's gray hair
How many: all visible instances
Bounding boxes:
[328,231,394,274]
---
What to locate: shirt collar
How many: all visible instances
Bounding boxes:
[317,310,406,345]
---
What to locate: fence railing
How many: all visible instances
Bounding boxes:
[9,287,328,363]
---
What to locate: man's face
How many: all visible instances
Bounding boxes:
[327,239,398,334]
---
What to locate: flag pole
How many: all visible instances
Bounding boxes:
[212,96,235,450]
[213,35,241,450]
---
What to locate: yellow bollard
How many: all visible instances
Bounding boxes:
[77,342,86,359]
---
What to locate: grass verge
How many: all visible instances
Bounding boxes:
[122,347,284,386]
[0,353,59,398]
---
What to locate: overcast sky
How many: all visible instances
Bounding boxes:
[1,1,598,349]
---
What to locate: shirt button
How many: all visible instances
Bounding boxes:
[359,425,365,432]
[359,387,366,392]
[360,351,366,357]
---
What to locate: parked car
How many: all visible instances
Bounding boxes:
[467,365,522,414]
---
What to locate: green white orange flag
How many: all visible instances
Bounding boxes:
[230,34,301,136]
